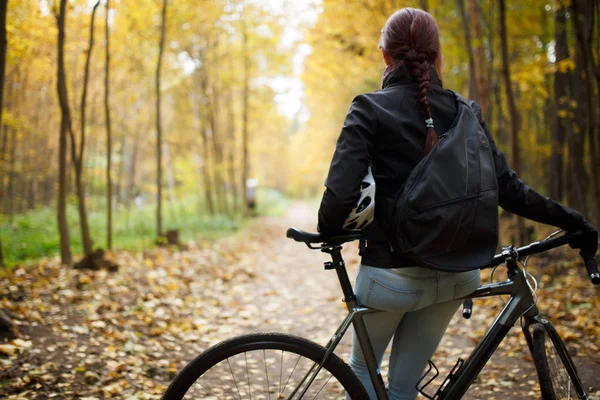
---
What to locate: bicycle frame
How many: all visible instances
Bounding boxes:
[298,245,586,400]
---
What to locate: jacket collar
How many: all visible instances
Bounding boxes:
[382,65,443,89]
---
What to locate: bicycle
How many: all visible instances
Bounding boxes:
[162,228,599,400]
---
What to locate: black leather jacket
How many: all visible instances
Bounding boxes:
[318,66,588,268]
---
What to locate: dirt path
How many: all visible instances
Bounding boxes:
[1,201,599,399]
[173,201,600,399]
[216,202,547,400]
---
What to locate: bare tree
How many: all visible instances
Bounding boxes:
[0,0,7,267]
[549,5,569,202]
[55,0,73,265]
[469,0,488,114]
[566,0,592,216]
[69,0,101,256]
[104,0,113,249]
[226,44,239,215]
[457,0,480,102]
[194,61,215,215]
[571,0,598,224]
[242,16,250,215]
[499,0,524,243]
[156,0,167,238]
[205,40,230,215]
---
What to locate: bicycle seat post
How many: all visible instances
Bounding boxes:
[322,246,358,310]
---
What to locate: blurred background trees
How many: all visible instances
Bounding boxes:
[0,0,598,265]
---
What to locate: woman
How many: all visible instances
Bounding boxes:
[317,8,597,400]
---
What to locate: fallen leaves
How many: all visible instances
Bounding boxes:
[0,205,599,399]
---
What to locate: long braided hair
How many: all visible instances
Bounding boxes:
[379,8,443,156]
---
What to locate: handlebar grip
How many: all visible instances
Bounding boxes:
[462,299,473,319]
[580,250,600,285]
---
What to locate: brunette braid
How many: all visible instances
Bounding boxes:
[405,53,437,156]
[379,8,442,156]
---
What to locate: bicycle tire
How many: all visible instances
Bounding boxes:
[162,332,370,400]
[531,322,587,399]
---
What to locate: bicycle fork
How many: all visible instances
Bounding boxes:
[522,314,588,399]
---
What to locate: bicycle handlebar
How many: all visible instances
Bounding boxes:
[286,227,599,285]
[484,231,599,285]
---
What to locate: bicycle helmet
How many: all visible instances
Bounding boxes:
[343,167,376,231]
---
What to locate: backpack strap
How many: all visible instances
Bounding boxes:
[453,91,470,106]
[450,90,485,125]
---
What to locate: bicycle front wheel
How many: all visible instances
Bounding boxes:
[162,332,369,400]
[532,322,587,399]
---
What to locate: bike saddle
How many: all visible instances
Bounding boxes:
[286,227,363,246]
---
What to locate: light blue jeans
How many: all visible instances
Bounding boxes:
[349,264,480,400]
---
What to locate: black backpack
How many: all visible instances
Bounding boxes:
[390,93,499,271]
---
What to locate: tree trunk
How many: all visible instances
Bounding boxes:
[470,0,488,114]
[116,134,126,204]
[163,139,178,219]
[208,77,229,216]
[55,0,72,265]
[486,0,497,137]
[197,64,218,215]
[104,0,113,249]
[6,67,27,218]
[457,0,480,102]
[225,36,239,215]
[242,17,250,215]
[0,0,5,267]
[156,0,168,237]
[420,0,428,12]
[26,83,45,212]
[195,67,215,215]
[549,5,569,202]
[499,0,525,243]
[70,0,100,256]
[7,124,15,219]
[226,87,239,215]
[567,0,592,216]
[571,0,599,224]
[200,125,215,215]
[127,128,142,208]
[0,41,12,217]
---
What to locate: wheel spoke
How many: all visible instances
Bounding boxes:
[264,350,271,400]
[198,367,227,400]
[281,354,302,398]
[245,352,253,400]
[312,372,334,399]
[227,357,244,400]
[279,350,284,398]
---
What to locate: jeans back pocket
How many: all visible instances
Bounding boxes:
[366,277,423,312]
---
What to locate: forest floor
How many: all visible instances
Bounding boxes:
[1,201,600,399]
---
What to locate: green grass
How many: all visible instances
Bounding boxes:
[0,188,289,266]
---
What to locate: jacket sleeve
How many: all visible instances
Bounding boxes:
[318,94,377,235]
[469,101,586,232]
